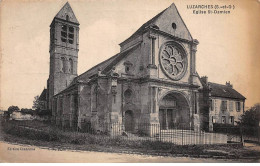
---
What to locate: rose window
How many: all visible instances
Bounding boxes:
[159,43,187,80]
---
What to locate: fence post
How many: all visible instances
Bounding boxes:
[240,126,244,145]
[182,125,183,145]
[258,126,260,143]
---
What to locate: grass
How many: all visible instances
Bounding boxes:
[1,119,260,159]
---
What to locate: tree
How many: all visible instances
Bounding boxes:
[20,108,34,115]
[238,103,260,127]
[32,95,44,110]
[7,106,19,115]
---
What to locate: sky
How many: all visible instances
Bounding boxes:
[0,0,260,110]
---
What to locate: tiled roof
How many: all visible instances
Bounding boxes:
[208,82,246,100]
[39,89,47,101]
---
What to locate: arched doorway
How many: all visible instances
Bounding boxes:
[159,92,190,129]
[125,110,134,132]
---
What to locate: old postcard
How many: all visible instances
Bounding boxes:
[0,0,260,163]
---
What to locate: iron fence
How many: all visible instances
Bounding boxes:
[1,117,249,145]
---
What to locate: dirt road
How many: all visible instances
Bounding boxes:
[0,141,258,163]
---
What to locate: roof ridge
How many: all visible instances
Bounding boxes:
[209,82,246,100]
[209,82,227,87]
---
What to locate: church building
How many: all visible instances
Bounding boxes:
[42,2,245,135]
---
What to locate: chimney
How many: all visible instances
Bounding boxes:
[201,76,208,85]
[226,81,233,88]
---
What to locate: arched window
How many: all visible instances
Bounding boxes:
[66,15,69,21]
[124,89,132,100]
[172,23,177,30]
[69,58,73,74]
[92,86,99,111]
[123,61,133,74]
[61,57,66,72]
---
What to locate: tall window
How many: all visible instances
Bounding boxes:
[69,58,73,74]
[210,99,214,111]
[60,98,63,115]
[92,86,99,111]
[194,93,197,114]
[230,116,234,125]
[61,25,67,42]
[229,101,233,111]
[236,102,241,112]
[61,57,66,72]
[221,100,227,112]
[61,24,74,44]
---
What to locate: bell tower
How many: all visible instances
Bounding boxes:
[47,2,79,110]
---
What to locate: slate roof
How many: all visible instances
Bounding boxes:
[208,82,246,100]
[39,89,47,101]
[73,43,140,84]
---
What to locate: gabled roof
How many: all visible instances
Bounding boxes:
[208,82,246,100]
[39,89,47,101]
[120,3,193,46]
[54,2,79,24]
[119,8,167,46]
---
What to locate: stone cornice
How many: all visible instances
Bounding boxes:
[49,44,79,53]
[50,17,80,27]
[117,76,200,89]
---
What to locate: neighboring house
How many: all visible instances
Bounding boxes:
[0,110,4,116]
[200,76,246,131]
[11,111,34,120]
[39,2,246,135]
[38,88,47,110]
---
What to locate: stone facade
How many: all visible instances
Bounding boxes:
[43,2,245,136]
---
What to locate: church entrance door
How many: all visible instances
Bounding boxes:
[159,92,190,129]
[125,110,134,132]
[159,109,175,129]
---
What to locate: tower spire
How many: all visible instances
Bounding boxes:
[54,2,79,24]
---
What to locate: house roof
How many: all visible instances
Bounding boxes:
[39,89,47,101]
[208,82,246,100]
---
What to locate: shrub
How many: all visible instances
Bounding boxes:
[213,123,240,135]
